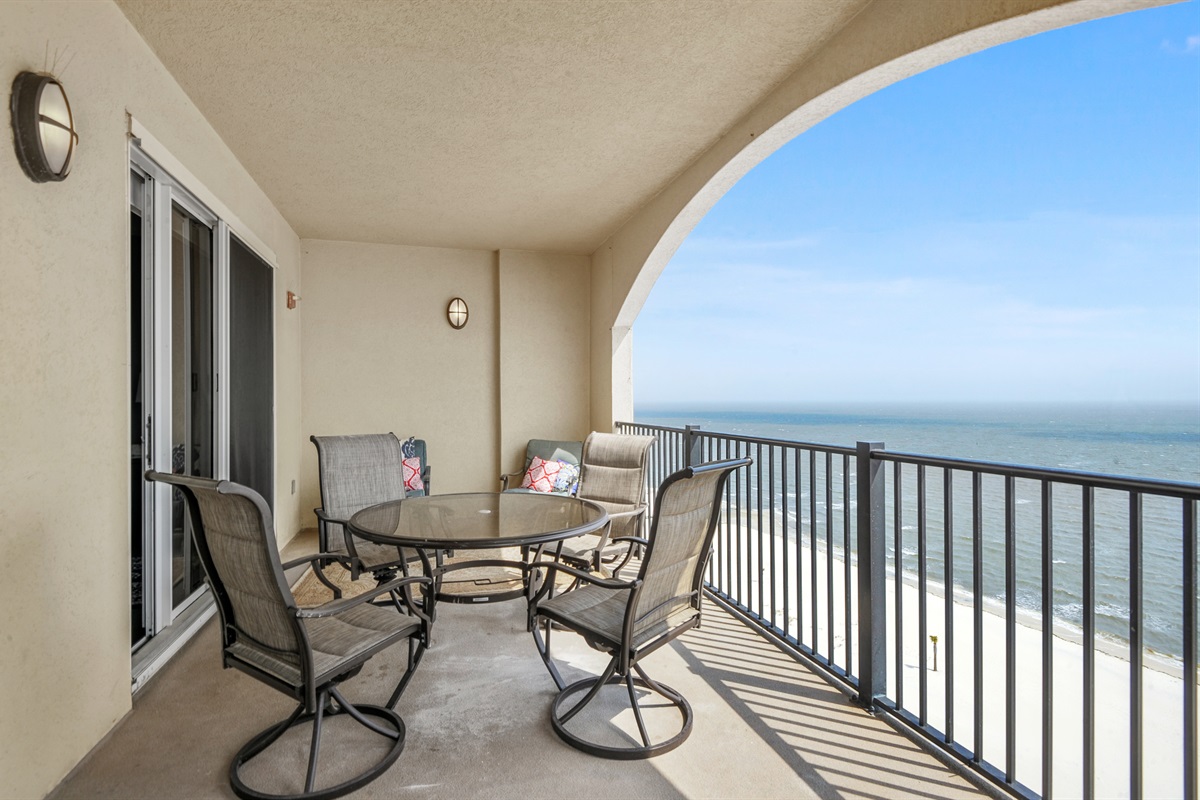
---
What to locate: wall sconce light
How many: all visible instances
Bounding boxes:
[447,297,469,329]
[287,291,300,310]
[10,71,79,183]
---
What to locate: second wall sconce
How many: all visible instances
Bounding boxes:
[447,297,468,329]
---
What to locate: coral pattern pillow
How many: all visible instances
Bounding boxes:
[520,456,562,493]
[402,456,425,494]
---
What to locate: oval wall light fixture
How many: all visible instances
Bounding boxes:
[447,297,469,329]
[10,71,79,183]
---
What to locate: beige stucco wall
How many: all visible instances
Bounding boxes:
[587,0,1169,431]
[0,2,302,797]
[299,240,501,517]
[497,250,592,473]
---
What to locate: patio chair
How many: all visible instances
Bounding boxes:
[528,457,751,758]
[310,433,429,580]
[144,471,432,800]
[558,432,655,575]
[499,438,583,493]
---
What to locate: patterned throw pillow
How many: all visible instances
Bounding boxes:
[553,460,580,495]
[520,456,562,493]
[399,436,425,495]
[402,456,425,494]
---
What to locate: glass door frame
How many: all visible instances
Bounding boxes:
[132,145,232,638]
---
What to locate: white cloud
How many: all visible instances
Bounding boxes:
[633,218,1200,404]
[1160,35,1200,54]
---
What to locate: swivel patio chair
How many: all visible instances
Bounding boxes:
[558,431,655,576]
[144,471,432,800]
[528,457,751,759]
[311,433,429,581]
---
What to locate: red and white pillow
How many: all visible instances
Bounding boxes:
[520,456,562,493]
[402,456,424,494]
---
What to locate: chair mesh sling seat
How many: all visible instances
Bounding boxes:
[310,433,428,581]
[145,471,432,800]
[559,432,656,575]
[528,457,751,759]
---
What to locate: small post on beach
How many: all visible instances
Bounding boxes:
[930,634,938,672]
[684,425,702,468]
[856,441,886,711]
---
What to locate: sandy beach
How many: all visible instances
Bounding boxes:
[711,519,1192,799]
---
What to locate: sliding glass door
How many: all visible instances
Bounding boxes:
[130,146,274,669]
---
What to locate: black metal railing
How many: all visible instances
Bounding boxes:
[617,421,1199,800]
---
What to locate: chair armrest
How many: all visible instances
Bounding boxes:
[605,506,646,522]
[281,552,350,571]
[295,574,434,619]
[313,507,343,525]
[527,560,637,591]
[499,470,524,491]
[610,535,649,548]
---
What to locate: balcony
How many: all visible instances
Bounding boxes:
[52,525,987,800]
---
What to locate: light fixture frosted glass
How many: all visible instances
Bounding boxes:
[10,71,79,183]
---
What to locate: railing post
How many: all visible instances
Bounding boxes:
[684,425,702,468]
[856,441,886,709]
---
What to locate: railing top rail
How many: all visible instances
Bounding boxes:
[615,421,857,456]
[877,448,1200,499]
[618,420,1200,498]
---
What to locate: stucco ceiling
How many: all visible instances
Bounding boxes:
[116,0,869,254]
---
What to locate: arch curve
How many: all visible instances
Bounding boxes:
[591,0,1168,428]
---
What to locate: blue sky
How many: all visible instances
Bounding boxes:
[633,3,1200,406]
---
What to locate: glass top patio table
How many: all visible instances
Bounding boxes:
[348,491,608,551]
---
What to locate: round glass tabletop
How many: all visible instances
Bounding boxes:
[348,492,609,550]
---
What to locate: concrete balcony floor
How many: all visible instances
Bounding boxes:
[52,534,988,800]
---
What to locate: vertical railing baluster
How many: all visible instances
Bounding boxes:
[973,470,984,764]
[856,441,886,708]
[827,451,835,662]
[782,446,790,641]
[1185,497,1197,800]
[918,464,928,727]
[757,443,765,621]
[735,440,743,603]
[724,439,733,596]
[1005,475,1016,785]
[895,461,904,711]
[796,447,804,647]
[1083,486,1095,797]
[769,445,777,630]
[944,468,955,745]
[811,450,818,652]
[844,455,853,676]
[1041,479,1053,800]
[739,438,748,618]
[1130,492,1143,799]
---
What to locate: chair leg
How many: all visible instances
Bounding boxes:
[531,616,566,690]
[229,690,406,800]
[548,657,693,760]
[304,692,326,794]
[386,636,427,710]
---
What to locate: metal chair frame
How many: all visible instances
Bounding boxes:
[146,471,433,800]
[528,458,751,759]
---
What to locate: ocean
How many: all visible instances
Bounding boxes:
[635,402,1200,661]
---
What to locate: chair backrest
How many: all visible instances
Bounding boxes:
[577,432,655,506]
[632,458,751,636]
[523,439,583,471]
[145,472,301,664]
[311,433,422,555]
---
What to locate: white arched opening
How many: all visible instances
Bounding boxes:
[588,0,1171,429]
